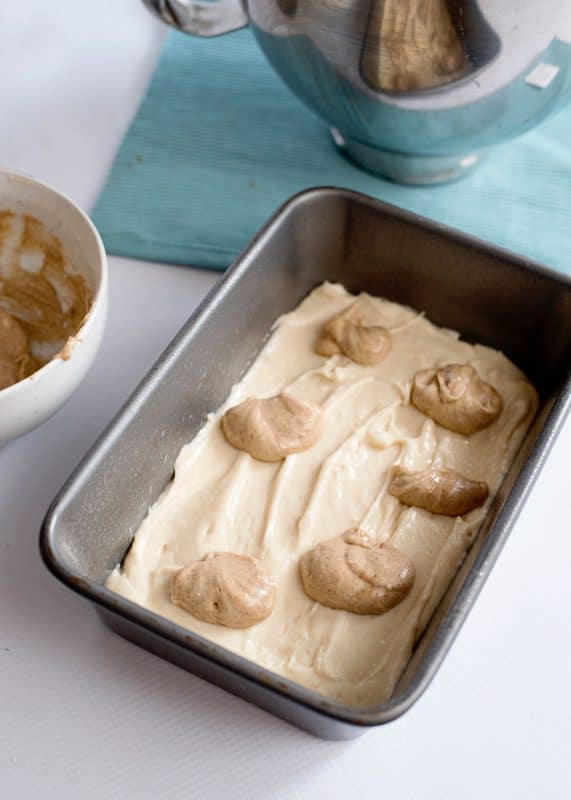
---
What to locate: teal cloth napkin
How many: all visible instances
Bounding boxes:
[92,29,571,274]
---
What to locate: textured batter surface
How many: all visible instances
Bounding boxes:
[107,283,538,707]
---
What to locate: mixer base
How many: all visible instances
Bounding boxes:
[331,129,482,185]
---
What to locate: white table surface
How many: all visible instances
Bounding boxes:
[1,2,570,797]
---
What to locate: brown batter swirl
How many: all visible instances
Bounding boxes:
[0,210,92,389]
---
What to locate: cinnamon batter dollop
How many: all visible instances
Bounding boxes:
[171,552,276,628]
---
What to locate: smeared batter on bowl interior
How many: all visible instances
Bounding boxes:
[0,211,92,389]
[107,283,538,706]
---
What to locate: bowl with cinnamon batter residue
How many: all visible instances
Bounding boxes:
[0,170,107,444]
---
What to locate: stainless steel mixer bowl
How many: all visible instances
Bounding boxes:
[143,1,571,184]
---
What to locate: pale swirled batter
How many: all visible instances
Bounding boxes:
[107,283,538,707]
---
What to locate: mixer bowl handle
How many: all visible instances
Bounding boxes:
[142,0,249,37]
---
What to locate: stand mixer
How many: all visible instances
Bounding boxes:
[143,1,571,184]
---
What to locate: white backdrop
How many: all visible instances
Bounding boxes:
[1,2,570,798]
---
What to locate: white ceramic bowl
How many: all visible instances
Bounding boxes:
[0,170,108,444]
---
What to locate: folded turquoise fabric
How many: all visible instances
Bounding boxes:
[92,29,571,274]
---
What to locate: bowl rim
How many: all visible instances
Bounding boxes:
[0,168,108,399]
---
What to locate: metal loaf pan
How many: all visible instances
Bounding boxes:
[40,188,571,740]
